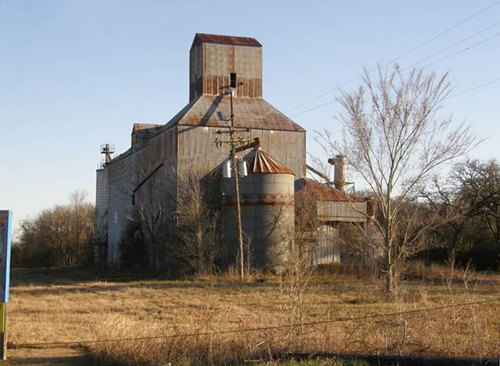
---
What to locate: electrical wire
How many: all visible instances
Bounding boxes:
[381,0,500,66]
[449,77,500,98]
[11,297,500,349]
[423,30,500,69]
[403,20,500,71]
[290,31,500,117]
[285,0,500,115]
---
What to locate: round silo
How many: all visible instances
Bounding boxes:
[221,147,295,273]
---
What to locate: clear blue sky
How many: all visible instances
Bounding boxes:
[1,0,499,233]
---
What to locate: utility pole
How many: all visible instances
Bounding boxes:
[215,73,247,280]
[228,85,245,280]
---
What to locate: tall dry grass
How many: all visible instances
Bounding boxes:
[7,265,500,365]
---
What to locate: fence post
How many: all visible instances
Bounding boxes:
[0,303,6,360]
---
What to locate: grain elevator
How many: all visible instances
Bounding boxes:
[94,33,370,271]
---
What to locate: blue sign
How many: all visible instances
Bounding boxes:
[0,211,12,303]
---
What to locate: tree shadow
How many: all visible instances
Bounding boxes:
[6,347,93,366]
[10,267,175,287]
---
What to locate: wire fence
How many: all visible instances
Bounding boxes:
[11,297,500,349]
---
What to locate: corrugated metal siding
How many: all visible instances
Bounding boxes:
[95,168,109,241]
[311,225,340,265]
[177,126,305,179]
[107,153,137,265]
[252,129,306,178]
[317,201,367,223]
[106,125,179,266]
[190,43,203,101]
[203,43,262,98]
[190,41,263,100]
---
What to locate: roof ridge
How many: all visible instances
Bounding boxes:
[192,33,262,49]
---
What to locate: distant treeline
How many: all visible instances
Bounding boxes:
[413,159,500,270]
[12,191,94,267]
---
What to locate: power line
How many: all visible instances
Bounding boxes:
[382,0,500,66]
[285,0,500,114]
[404,19,500,71]
[290,31,500,117]
[290,100,336,117]
[449,77,500,98]
[423,30,500,68]
[11,297,500,349]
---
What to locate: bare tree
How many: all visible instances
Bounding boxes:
[454,159,500,247]
[173,168,220,275]
[16,191,94,267]
[420,159,500,269]
[419,175,472,267]
[132,171,169,271]
[294,188,319,266]
[320,65,475,296]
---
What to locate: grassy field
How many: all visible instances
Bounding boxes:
[5,264,500,365]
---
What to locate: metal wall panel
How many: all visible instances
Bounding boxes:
[311,225,341,265]
[190,42,263,99]
[177,125,306,179]
[107,153,137,265]
[317,201,367,223]
[95,168,109,241]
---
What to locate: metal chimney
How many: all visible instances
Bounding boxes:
[328,155,347,192]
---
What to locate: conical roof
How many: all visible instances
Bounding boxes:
[243,148,294,175]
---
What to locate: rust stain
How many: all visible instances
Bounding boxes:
[192,33,262,49]
[298,178,364,202]
[243,148,295,175]
[164,95,304,132]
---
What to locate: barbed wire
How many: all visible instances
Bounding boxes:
[11,297,500,349]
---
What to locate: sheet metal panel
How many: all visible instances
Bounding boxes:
[177,126,305,179]
[190,40,263,99]
[192,33,262,49]
[243,148,294,175]
[311,225,340,265]
[107,153,137,265]
[95,168,109,241]
[317,201,367,223]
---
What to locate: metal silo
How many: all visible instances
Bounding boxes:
[221,147,295,273]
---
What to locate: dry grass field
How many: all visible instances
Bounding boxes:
[4,264,500,365]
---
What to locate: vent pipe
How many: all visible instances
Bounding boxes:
[328,155,347,192]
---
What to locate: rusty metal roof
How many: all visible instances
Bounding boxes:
[163,95,305,132]
[297,178,363,202]
[132,123,163,135]
[192,33,262,49]
[243,148,295,175]
[205,148,294,178]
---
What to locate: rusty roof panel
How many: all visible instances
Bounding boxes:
[243,148,295,175]
[192,33,262,49]
[132,123,163,135]
[205,148,294,178]
[163,95,305,132]
[298,178,364,202]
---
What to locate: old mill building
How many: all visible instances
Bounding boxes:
[94,33,374,270]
